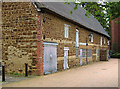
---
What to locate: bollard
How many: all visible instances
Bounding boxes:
[2,65,5,82]
[25,63,28,77]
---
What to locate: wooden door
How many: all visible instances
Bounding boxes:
[44,44,57,74]
[64,48,69,69]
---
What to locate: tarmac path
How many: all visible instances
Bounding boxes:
[2,58,118,87]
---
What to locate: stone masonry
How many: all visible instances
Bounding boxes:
[41,11,109,71]
[2,2,109,75]
[2,2,43,75]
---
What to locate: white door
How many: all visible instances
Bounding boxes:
[80,49,83,65]
[44,44,57,75]
[64,48,69,69]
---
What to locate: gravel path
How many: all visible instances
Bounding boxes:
[2,58,118,87]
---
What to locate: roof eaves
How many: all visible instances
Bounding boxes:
[34,2,110,38]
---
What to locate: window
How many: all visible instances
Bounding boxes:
[87,49,92,58]
[64,24,69,38]
[91,34,93,42]
[100,37,102,46]
[82,49,86,58]
[76,47,79,58]
[104,38,106,44]
[108,40,110,45]
[76,29,79,47]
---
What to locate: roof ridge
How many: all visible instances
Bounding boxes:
[34,2,110,37]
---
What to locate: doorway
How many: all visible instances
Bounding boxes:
[64,47,69,69]
[44,42,58,74]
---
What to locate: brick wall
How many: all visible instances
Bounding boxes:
[111,16,120,52]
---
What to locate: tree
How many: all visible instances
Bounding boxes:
[66,1,120,36]
[80,2,108,33]
[104,2,120,20]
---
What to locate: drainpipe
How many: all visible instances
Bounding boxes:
[86,37,88,64]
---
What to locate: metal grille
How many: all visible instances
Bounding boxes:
[87,49,92,57]
[76,47,79,58]
[82,49,86,58]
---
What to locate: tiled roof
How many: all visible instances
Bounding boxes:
[34,2,110,37]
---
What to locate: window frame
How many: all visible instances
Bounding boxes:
[64,24,69,38]
[108,40,110,45]
[76,29,79,47]
[100,37,102,46]
[91,34,93,42]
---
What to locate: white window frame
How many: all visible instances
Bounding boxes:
[108,40,110,45]
[76,29,79,47]
[64,24,69,38]
[91,34,93,42]
[100,37,102,46]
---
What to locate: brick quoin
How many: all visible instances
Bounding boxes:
[36,13,44,75]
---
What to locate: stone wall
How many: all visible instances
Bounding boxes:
[0,1,2,65]
[2,2,109,75]
[41,11,109,71]
[2,2,43,75]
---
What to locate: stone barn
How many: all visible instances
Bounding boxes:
[2,2,110,75]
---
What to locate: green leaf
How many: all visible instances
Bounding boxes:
[68,2,70,5]
[101,12,104,16]
[74,5,78,10]
[85,13,87,16]
[64,2,67,4]
[70,11,73,14]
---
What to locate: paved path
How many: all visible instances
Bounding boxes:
[2,59,118,87]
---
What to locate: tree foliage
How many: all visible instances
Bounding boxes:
[66,1,120,36]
